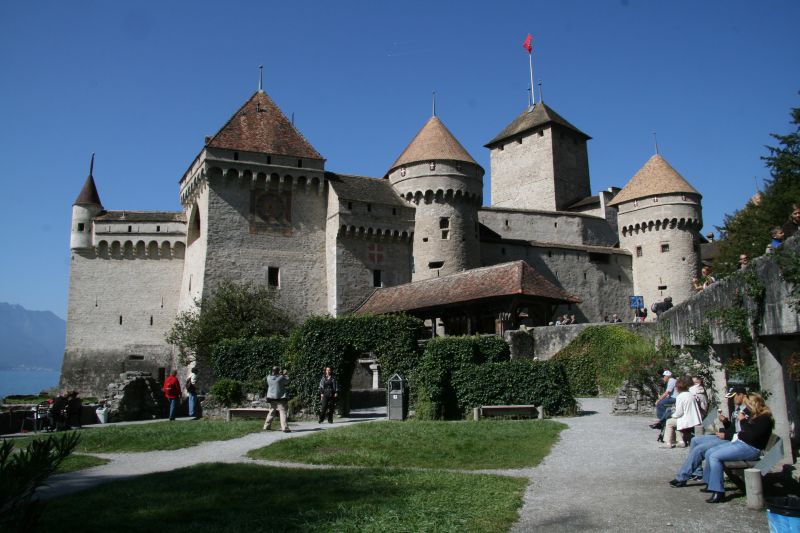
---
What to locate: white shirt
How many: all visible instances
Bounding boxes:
[671,391,703,430]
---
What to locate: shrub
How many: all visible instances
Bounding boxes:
[0,432,80,531]
[551,325,656,395]
[286,314,423,416]
[212,336,289,382]
[452,360,577,416]
[210,378,244,407]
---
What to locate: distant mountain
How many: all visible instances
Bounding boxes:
[0,303,65,371]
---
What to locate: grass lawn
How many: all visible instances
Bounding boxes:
[56,454,109,473]
[40,463,527,532]
[248,419,566,469]
[13,419,262,453]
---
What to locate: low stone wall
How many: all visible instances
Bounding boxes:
[611,381,656,417]
[103,371,168,422]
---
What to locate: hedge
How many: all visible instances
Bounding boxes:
[211,336,289,384]
[286,314,424,416]
[451,360,577,416]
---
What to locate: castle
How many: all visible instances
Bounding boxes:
[62,85,704,395]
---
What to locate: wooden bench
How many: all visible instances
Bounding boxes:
[226,408,269,422]
[473,405,544,421]
[723,434,784,509]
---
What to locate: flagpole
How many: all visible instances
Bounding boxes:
[528,46,535,107]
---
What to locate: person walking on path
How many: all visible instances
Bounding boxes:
[264,366,290,433]
[163,370,181,421]
[186,367,199,419]
[318,367,338,424]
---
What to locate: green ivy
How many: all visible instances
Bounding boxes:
[209,378,244,407]
[286,314,424,416]
[212,336,289,383]
[451,360,576,416]
[776,247,800,311]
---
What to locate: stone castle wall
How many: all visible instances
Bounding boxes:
[479,207,618,247]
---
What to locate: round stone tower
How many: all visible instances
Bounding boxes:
[608,154,702,309]
[71,154,103,250]
[387,115,484,281]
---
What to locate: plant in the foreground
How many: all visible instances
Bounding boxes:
[209,378,245,407]
[0,432,80,532]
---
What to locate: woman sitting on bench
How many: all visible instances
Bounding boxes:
[701,393,773,503]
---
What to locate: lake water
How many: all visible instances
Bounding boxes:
[0,370,61,398]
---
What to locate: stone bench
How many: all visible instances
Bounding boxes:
[723,434,784,509]
[473,405,544,421]
[226,408,269,421]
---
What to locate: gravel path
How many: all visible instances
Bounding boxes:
[507,398,768,532]
[37,400,770,531]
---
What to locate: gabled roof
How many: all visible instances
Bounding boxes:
[74,175,102,207]
[607,154,700,206]
[355,260,580,315]
[206,91,323,160]
[326,172,408,207]
[388,116,480,173]
[486,101,590,147]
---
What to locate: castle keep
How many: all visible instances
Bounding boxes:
[62,87,704,395]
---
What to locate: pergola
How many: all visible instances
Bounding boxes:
[354,260,581,336]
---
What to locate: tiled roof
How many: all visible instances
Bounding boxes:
[355,260,580,315]
[74,175,102,207]
[388,116,480,172]
[607,154,700,206]
[206,91,323,160]
[94,211,186,222]
[486,101,590,147]
[326,172,408,207]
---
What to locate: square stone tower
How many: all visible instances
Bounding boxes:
[487,102,591,211]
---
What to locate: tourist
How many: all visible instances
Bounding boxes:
[569,314,577,324]
[163,370,181,421]
[700,265,716,290]
[782,203,800,238]
[702,393,773,503]
[264,366,290,432]
[66,391,83,428]
[692,277,703,292]
[318,366,339,424]
[738,254,749,270]
[603,315,610,323]
[634,306,647,323]
[668,385,748,488]
[48,391,68,431]
[662,377,703,448]
[689,376,709,420]
[651,370,677,428]
[186,367,199,419]
[652,296,673,319]
[770,226,785,250]
[611,314,622,323]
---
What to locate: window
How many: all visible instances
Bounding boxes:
[156,225,161,232]
[505,219,509,227]
[636,246,643,257]
[233,152,239,161]
[268,267,280,287]
[367,204,372,212]
[428,261,444,269]
[422,237,429,242]
[429,162,436,171]
[501,248,506,255]
[517,138,522,144]
[392,208,397,215]
[661,244,670,253]
[538,130,544,137]
[440,217,450,240]
[119,316,123,325]
[347,202,353,211]
[373,269,382,287]
[297,159,303,168]
[77,223,85,231]
[128,226,132,233]
[548,251,552,258]
[554,222,558,228]
[658,285,667,291]
[634,200,639,207]
[653,197,659,203]
[128,355,144,361]
[150,316,153,326]
[267,155,272,164]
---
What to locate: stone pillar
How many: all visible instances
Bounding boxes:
[369,362,380,390]
[756,338,792,465]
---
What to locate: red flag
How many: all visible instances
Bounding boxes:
[523,34,533,54]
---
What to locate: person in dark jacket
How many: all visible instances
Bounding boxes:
[701,393,774,503]
[318,367,338,424]
[48,391,68,431]
[66,391,83,428]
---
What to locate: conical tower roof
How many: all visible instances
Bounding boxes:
[607,154,700,206]
[206,91,323,160]
[74,155,102,206]
[485,101,590,147]
[388,116,480,173]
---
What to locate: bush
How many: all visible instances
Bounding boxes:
[210,378,244,407]
[551,326,656,396]
[0,432,80,532]
[286,314,423,416]
[212,336,289,382]
[452,360,577,416]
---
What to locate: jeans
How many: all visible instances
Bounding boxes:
[656,396,676,419]
[188,392,197,417]
[702,440,760,493]
[675,434,725,481]
[168,398,178,420]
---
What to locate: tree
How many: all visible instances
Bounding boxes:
[166,280,294,367]
[713,104,800,276]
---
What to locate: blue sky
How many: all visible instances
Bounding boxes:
[1,0,798,319]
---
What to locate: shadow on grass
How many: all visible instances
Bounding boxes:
[39,463,525,532]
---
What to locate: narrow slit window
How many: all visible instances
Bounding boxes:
[268,267,280,287]
[636,246,643,257]
[156,226,161,232]
[128,226,132,233]
[297,159,303,168]
[661,244,670,253]
[373,269,382,287]
[267,155,272,164]
[233,152,239,161]
[119,315,123,325]
[77,223,85,231]
[149,316,153,326]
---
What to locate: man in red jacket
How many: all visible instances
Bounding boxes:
[163,370,182,421]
